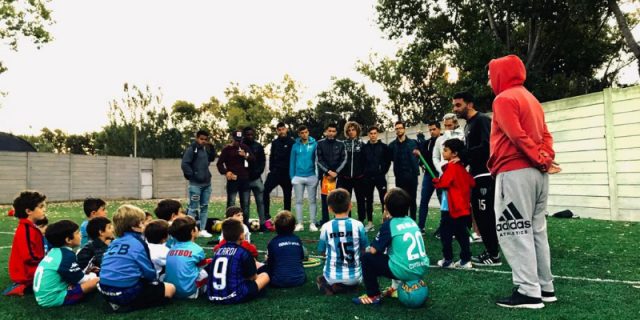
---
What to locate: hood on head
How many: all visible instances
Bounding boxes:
[488,55,526,95]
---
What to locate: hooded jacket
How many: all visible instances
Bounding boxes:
[9,218,45,284]
[434,162,476,218]
[487,55,555,175]
[340,138,365,178]
[362,140,391,177]
[243,139,266,180]
[181,142,216,186]
[269,135,295,174]
[290,136,317,178]
[316,138,347,177]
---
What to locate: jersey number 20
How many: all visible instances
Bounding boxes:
[403,231,426,260]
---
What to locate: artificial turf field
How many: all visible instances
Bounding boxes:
[0,198,638,320]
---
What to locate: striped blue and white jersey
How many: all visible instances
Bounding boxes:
[317,217,368,284]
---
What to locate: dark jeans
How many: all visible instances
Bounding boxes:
[361,252,397,297]
[320,194,329,225]
[418,174,442,230]
[441,212,471,262]
[248,178,266,224]
[263,171,292,220]
[395,175,418,221]
[337,176,367,222]
[226,178,251,226]
[363,175,387,223]
[471,175,500,257]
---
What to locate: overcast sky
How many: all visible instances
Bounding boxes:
[0,1,637,136]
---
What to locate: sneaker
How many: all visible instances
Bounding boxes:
[264,220,275,232]
[433,230,441,240]
[472,252,502,267]
[437,259,454,268]
[541,290,557,303]
[382,286,398,298]
[309,223,318,232]
[199,230,213,238]
[496,289,545,309]
[2,283,27,296]
[454,260,472,269]
[365,222,375,232]
[471,232,483,243]
[352,294,382,305]
[295,223,304,232]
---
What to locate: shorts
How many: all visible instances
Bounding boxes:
[208,280,259,304]
[99,281,166,310]
[63,284,84,305]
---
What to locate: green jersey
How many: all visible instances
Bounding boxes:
[371,217,429,281]
[33,247,84,307]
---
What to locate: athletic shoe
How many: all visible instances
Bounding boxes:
[352,294,382,305]
[294,223,304,232]
[454,260,472,269]
[264,220,275,232]
[382,286,398,298]
[199,230,213,238]
[472,252,502,267]
[365,222,375,232]
[437,259,454,268]
[309,223,318,232]
[496,289,545,309]
[2,283,27,296]
[471,232,483,243]
[541,291,557,303]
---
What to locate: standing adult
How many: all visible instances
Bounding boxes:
[487,55,560,308]
[361,125,391,232]
[452,91,502,266]
[216,130,254,227]
[415,121,442,233]
[181,129,216,238]
[242,126,267,229]
[338,121,367,226]
[263,122,294,224]
[316,123,347,227]
[289,125,318,232]
[388,121,420,221]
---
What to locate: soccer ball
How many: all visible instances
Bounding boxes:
[212,221,223,233]
[398,279,429,308]
[249,218,260,232]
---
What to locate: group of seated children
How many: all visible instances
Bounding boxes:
[4,184,432,310]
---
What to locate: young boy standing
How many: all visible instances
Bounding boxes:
[165,216,210,299]
[98,205,175,312]
[316,188,368,295]
[433,139,476,269]
[76,216,114,271]
[353,188,429,305]
[80,198,107,246]
[207,219,270,304]
[4,191,47,296]
[34,220,99,307]
[262,210,306,288]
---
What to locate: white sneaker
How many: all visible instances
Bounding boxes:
[294,223,304,232]
[365,222,375,232]
[199,230,213,238]
[309,223,318,232]
[437,259,454,268]
[471,232,483,243]
[454,260,472,269]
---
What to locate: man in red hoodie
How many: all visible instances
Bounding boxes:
[487,55,561,309]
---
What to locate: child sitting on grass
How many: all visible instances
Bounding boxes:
[145,219,170,280]
[261,210,306,287]
[36,216,50,253]
[165,216,210,299]
[207,218,270,304]
[353,188,429,305]
[4,191,47,296]
[214,206,258,258]
[34,220,99,307]
[80,198,107,246]
[433,139,476,269]
[77,216,114,272]
[154,199,185,248]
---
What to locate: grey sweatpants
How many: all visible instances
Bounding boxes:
[494,167,554,298]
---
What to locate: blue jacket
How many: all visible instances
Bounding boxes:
[290,137,317,178]
[181,142,216,187]
[99,232,157,288]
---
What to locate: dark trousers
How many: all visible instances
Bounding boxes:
[363,175,387,223]
[471,175,500,257]
[441,212,471,262]
[226,178,251,226]
[361,252,397,297]
[395,175,418,221]
[418,174,442,230]
[337,176,367,222]
[263,171,292,220]
[320,194,329,225]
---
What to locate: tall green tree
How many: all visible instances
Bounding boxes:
[373,0,632,117]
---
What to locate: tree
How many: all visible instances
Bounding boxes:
[374,0,632,113]
[608,0,640,75]
[0,0,54,74]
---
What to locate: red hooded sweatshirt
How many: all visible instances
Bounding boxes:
[487,55,555,175]
[9,218,45,285]
[434,162,476,218]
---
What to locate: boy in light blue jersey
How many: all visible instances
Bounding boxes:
[33,220,99,307]
[80,198,107,246]
[316,188,368,295]
[165,216,210,299]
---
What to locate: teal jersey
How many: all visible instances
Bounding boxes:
[33,247,84,307]
[372,217,429,281]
